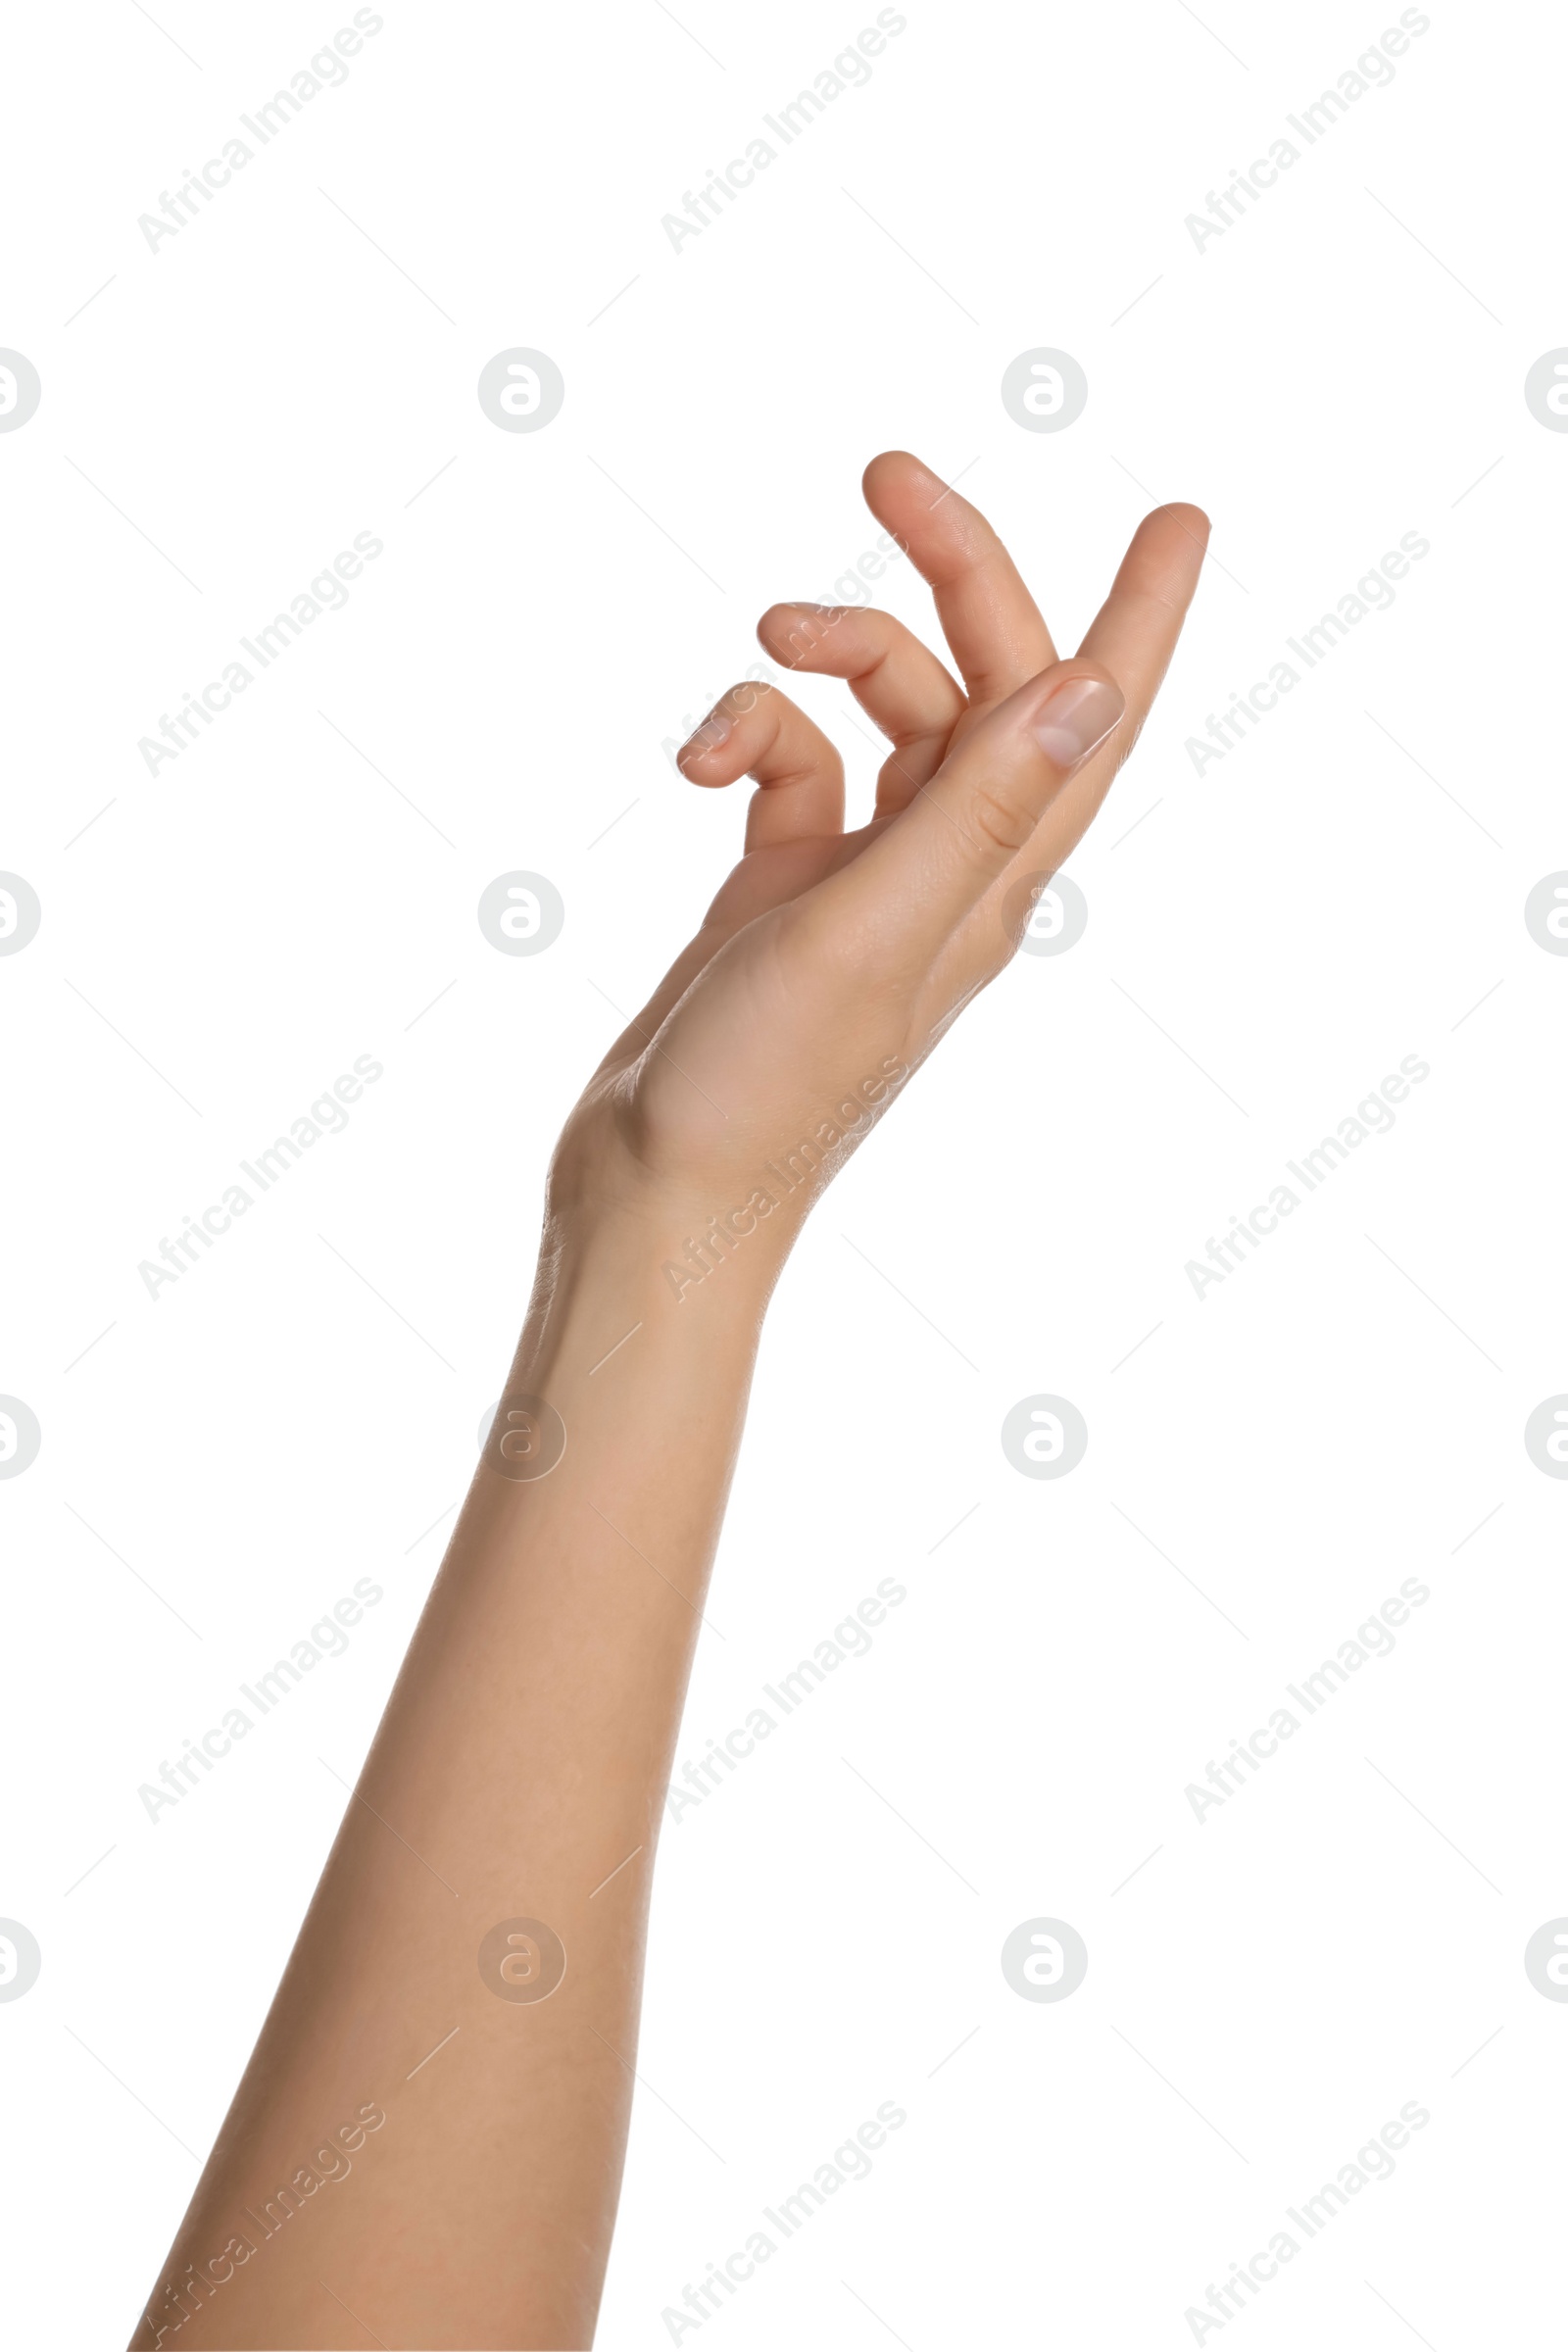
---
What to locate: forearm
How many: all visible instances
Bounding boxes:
[138,1198,775,2352]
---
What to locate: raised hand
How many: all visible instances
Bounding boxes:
[555,450,1209,1228]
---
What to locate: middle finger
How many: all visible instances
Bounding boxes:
[862,450,1057,705]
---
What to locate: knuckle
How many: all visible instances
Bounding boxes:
[969,785,1034,858]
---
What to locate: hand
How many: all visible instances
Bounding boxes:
[552,451,1208,1244]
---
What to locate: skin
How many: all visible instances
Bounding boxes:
[132,452,1208,2350]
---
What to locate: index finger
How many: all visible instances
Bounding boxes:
[862,450,1057,705]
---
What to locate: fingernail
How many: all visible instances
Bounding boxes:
[682,715,732,756]
[1031,676,1123,767]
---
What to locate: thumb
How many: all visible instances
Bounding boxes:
[822,662,1124,966]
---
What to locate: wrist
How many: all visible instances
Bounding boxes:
[542,1114,806,1329]
[554,1184,793,1303]
[476,1186,774,1511]
[512,1181,778,1402]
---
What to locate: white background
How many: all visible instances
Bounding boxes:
[3,1,1565,2344]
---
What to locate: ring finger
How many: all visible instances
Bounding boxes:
[676,679,845,851]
